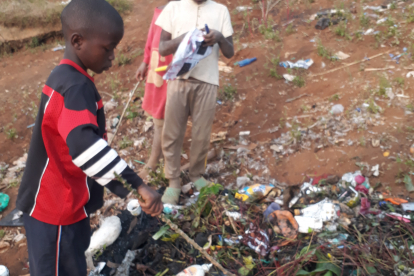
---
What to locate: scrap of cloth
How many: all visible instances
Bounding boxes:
[163,28,212,81]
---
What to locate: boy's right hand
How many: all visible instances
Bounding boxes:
[136,62,148,81]
[137,183,163,217]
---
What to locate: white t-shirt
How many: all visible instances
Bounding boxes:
[155,0,234,86]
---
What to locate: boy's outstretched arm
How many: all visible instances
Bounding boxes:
[59,84,163,216]
[159,30,187,57]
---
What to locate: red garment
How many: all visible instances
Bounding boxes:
[142,8,173,120]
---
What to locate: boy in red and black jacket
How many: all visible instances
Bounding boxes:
[16,1,163,275]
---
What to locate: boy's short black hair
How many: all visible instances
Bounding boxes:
[61,0,123,40]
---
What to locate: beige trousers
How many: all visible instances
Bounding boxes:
[162,79,217,182]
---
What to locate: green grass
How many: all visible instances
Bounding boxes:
[367,99,381,114]
[259,21,281,41]
[115,48,143,66]
[377,76,391,96]
[268,57,283,79]
[374,31,384,48]
[28,37,40,48]
[394,77,405,87]
[125,107,138,120]
[317,40,335,61]
[407,8,414,23]
[293,76,305,87]
[106,0,132,14]
[116,53,133,66]
[0,0,131,29]
[329,94,340,101]
[119,136,133,149]
[360,14,370,28]
[334,22,352,40]
[359,136,366,147]
[5,127,17,140]
[285,24,296,35]
[0,0,64,28]
[219,84,237,101]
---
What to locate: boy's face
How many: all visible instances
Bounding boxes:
[74,27,124,74]
[192,0,207,4]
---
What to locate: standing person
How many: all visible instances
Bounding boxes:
[16,1,163,275]
[156,0,234,204]
[135,0,178,180]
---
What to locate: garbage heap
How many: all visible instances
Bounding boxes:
[157,171,414,276]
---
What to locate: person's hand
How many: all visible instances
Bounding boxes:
[202,29,224,46]
[137,183,163,217]
[135,62,148,81]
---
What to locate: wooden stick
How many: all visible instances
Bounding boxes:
[159,214,236,276]
[228,216,240,235]
[308,50,392,77]
[285,93,308,103]
[108,81,141,146]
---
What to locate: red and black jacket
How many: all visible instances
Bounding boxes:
[16,59,143,226]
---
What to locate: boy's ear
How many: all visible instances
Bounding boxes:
[71,33,84,50]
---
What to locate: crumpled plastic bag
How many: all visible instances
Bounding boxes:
[86,216,122,270]
[279,59,314,70]
[360,197,371,215]
[242,223,270,256]
[355,185,369,195]
[268,210,298,247]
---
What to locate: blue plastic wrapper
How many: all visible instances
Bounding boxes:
[0,193,10,212]
[279,59,314,69]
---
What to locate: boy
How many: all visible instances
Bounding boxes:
[135,0,178,180]
[156,0,234,204]
[16,1,163,275]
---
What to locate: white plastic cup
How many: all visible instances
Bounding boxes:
[0,265,9,276]
[127,200,142,216]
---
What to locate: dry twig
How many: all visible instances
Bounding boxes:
[159,214,236,276]
[108,81,141,146]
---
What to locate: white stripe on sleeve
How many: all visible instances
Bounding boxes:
[95,160,128,186]
[83,149,118,177]
[72,139,108,167]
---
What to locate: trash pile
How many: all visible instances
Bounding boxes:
[269,102,388,156]
[78,163,414,276]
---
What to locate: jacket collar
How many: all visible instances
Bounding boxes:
[59,59,95,82]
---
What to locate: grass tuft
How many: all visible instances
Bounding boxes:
[219,84,237,101]
[0,0,131,29]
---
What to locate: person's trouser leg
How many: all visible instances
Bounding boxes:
[162,80,191,203]
[24,213,90,276]
[140,119,164,180]
[188,82,217,183]
[149,118,164,167]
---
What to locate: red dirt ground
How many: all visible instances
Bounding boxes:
[1,0,414,274]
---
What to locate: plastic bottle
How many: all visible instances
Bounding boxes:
[0,265,9,276]
[176,264,212,276]
[238,58,257,67]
